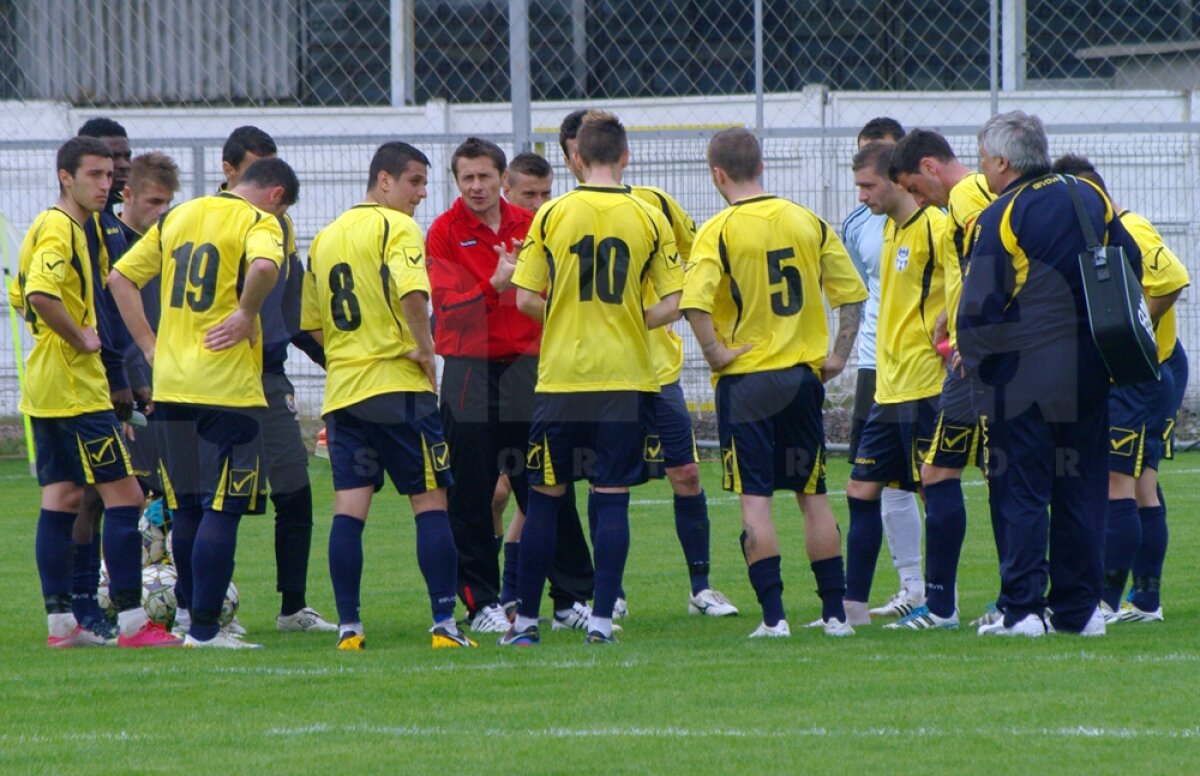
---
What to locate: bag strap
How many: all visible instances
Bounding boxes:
[1062,175,1103,250]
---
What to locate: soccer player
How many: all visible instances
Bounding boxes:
[428,138,594,634]
[500,111,683,646]
[560,109,738,618]
[960,111,1140,636]
[77,117,132,213]
[14,137,178,648]
[109,157,300,648]
[886,128,998,630]
[302,141,474,650]
[844,142,947,626]
[683,128,866,637]
[840,118,926,621]
[211,127,336,636]
[503,152,554,212]
[1050,154,1189,624]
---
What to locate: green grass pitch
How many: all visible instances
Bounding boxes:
[0,454,1198,773]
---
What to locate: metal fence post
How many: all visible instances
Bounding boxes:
[509,0,532,153]
[754,0,764,132]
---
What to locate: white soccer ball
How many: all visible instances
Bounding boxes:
[139,515,167,567]
[141,563,178,626]
[164,529,173,564]
[219,581,240,627]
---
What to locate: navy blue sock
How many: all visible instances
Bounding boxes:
[71,536,103,621]
[516,490,562,620]
[923,480,966,617]
[415,510,458,623]
[845,496,883,603]
[102,505,142,612]
[500,541,519,604]
[1131,503,1167,611]
[1102,498,1140,611]
[36,509,76,613]
[171,505,202,611]
[747,555,785,626]
[811,556,847,622]
[189,510,241,641]
[328,514,365,625]
[674,492,711,595]
[591,492,631,620]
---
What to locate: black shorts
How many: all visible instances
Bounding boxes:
[716,366,826,496]
[646,381,698,479]
[526,391,654,488]
[1163,342,1188,460]
[924,367,982,470]
[155,402,267,515]
[326,392,452,495]
[851,396,938,491]
[31,411,134,487]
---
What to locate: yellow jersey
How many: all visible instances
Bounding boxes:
[1118,210,1190,363]
[14,208,112,417]
[876,206,948,403]
[302,203,433,413]
[114,192,285,407]
[681,195,867,380]
[633,185,696,386]
[513,184,683,393]
[943,172,994,346]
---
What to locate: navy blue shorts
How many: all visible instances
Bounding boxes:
[126,411,163,495]
[1108,370,1174,477]
[851,396,938,491]
[716,366,826,496]
[646,381,698,479]
[924,367,982,470]
[155,402,267,515]
[1163,342,1188,459]
[527,391,654,488]
[32,411,134,487]
[326,392,452,495]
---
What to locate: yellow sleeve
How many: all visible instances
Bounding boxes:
[114,221,164,289]
[300,241,321,332]
[246,215,286,269]
[663,194,696,264]
[385,218,432,299]
[646,211,684,299]
[818,221,868,308]
[23,218,74,298]
[679,218,723,313]
[1144,244,1191,298]
[513,208,550,294]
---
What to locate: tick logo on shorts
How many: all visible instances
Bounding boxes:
[430,442,450,471]
[721,447,735,484]
[915,437,933,463]
[643,435,664,463]
[1110,427,1139,457]
[526,442,543,470]
[83,436,117,467]
[405,247,424,267]
[227,469,258,497]
[939,425,972,454]
[895,247,910,272]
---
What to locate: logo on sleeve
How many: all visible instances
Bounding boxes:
[405,247,424,267]
[665,251,681,268]
[895,247,910,272]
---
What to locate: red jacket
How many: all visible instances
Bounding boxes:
[427,197,541,360]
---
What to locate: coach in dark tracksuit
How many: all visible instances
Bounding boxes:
[958,111,1142,636]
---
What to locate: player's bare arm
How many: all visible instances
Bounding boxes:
[205,256,280,351]
[822,300,863,383]
[26,293,100,354]
[684,308,751,371]
[1148,289,1183,323]
[108,269,156,367]
[644,290,682,329]
[400,290,437,390]
[515,286,544,320]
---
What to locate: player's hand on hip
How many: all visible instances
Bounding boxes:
[404,348,438,391]
[820,352,846,383]
[78,325,102,354]
[703,341,751,371]
[490,239,519,293]
[205,309,257,351]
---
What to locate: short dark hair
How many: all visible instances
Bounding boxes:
[77,117,128,139]
[852,141,894,177]
[451,137,506,177]
[857,117,905,145]
[1051,154,1109,196]
[576,111,626,166]
[508,152,552,180]
[240,158,300,206]
[888,129,957,179]
[558,109,589,156]
[707,128,761,183]
[57,136,112,178]
[222,126,277,168]
[367,141,430,190]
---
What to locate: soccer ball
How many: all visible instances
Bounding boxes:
[164,529,173,564]
[97,561,113,614]
[219,581,239,627]
[139,515,167,567]
[141,563,178,626]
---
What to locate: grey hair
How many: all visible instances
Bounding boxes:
[977,111,1051,175]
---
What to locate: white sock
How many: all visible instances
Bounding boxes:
[587,615,612,637]
[881,487,923,585]
[117,607,148,637]
[340,621,364,637]
[434,618,459,635]
[175,608,191,628]
[514,615,538,632]
[555,607,575,619]
[48,612,78,638]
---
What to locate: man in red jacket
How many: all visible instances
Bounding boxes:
[428,138,594,634]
